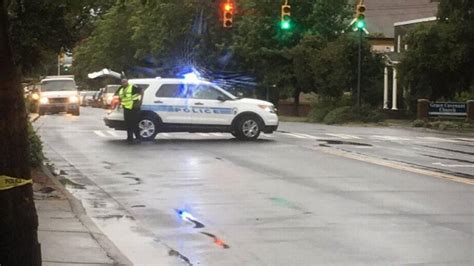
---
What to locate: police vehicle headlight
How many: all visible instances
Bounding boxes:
[39,97,49,105]
[258,105,277,113]
[69,95,79,103]
[31,93,40,100]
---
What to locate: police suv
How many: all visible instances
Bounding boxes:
[104,78,278,141]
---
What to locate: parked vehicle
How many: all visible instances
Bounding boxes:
[79,91,97,106]
[104,77,278,141]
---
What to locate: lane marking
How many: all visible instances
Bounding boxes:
[197,133,211,137]
[326,133,361,139]
[312,146,474,186]
[453,138,474,142]
[371,135,410,141]
[261,133,274,138]
[279,132,308,139]
[432,162,474,168]
[210,133,225,137]
[160,133,171,138]
[94,130,107,138]
[417,137,459,143]
[292,133,321,139]
[107,130,120,138]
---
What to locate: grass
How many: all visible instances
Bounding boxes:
[278,115,309,123]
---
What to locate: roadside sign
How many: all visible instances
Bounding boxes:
[428,102,467,116]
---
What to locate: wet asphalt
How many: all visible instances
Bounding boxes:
[35,107,474,265]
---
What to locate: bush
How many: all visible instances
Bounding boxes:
[27,121,44,167]
[308,96,351,122]
[323,106,352,124]
[412,119,426,127]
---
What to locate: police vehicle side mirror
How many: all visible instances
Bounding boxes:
[217,96,227,102]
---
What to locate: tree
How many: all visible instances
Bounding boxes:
[0,0,41,264]
[399,0,474,101]
[311,34,383,105]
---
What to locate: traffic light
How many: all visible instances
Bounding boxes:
[280,4,291,30]
[355,3,366,29]
[222,1,234,28]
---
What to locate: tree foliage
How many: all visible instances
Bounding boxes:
[399,0,474,101]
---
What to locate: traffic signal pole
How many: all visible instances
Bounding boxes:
[357,28,362,107]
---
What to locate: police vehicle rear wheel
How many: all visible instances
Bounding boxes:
[235,115,261,141]
[138,115,158,141]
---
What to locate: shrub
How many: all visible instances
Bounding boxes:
[323,106,352,124]
[412,119,426,127]
[27,121,44,167]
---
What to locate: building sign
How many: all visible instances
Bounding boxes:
[428,102,467,116]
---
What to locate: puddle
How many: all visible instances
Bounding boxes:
[58,177,85,189]
[123,176,142,185]
[175,209,205,229]
[95,214,135,220]
[318,139,372,147]
[201,232,230,249]
[168,249,193,265]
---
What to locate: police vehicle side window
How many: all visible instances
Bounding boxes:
[190,85,227,100]
[156,84,188,98]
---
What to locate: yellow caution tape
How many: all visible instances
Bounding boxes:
[0,175,33,191]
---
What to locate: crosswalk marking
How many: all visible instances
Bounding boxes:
[107,130,120,138]
[279,132,308,139]
[325,133,361,139]
[417,137,459,143]
[371,135,410,141]
[453,138,474,142]
[94,130,107,138]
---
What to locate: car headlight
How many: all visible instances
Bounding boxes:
[69,95,79,103]
[31,93,39,100]
[258,104,277,113]
[39,97,49,104]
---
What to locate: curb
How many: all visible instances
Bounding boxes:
[41,165,133,266]
[29,113,40,123]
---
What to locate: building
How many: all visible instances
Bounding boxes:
[363,0,439,53]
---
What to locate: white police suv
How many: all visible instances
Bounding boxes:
[104,78,279,141]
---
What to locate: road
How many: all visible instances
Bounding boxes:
[35,107,474,265]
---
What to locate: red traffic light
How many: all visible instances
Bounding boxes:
[224,3,233,12]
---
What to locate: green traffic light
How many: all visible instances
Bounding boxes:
[356,19,366,29]
[281,20,291,30]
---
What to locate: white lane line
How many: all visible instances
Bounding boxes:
[107,130,120,138]
[160,133,171,138]
[279,132,308,139]
[94,130,107,138]
[417,137,459,143]
[371,135,410,141]
[210,133,225,137]
[197,133,211,137]
[453,138,474,142]
[262,133,275,138]
[432,162,474,168]
[326,133,361,139]
[293,133,321,139]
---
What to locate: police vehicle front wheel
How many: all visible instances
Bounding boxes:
[235,115,262,141]
[138,115,159,141]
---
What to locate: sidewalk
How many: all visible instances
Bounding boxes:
[33,167,131,265]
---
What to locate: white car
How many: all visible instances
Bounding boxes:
[38,76,80,116]
[104,78,278,141]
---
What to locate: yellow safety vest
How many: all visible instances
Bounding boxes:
[119,84,141,110]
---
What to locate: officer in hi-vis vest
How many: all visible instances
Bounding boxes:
[118,79,142,143]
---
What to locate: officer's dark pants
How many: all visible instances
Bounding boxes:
[124,108,140,140]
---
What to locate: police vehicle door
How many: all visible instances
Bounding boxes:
[149,83,193,124]
[187,84,235,125]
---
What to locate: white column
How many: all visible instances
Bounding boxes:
[392,67,398,110]
[383,67,389,109]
